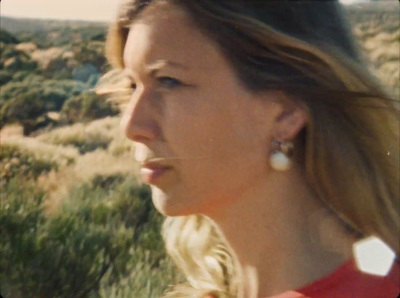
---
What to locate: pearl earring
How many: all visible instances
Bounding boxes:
[269,140,294,171]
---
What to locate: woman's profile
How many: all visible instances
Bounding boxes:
[104,0,400,297]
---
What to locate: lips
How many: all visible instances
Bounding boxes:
[140,162,172,184]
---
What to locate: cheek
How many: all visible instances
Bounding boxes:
[159,92,273,213]
[163,97,221,157]
[172,110,268,201]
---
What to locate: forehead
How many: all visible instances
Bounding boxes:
[122,3,225,72]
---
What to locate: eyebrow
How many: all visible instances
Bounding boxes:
[124,59,188,78]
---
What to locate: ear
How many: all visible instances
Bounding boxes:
[273,93,308,141]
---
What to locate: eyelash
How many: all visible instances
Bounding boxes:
[128,76,183,91]
[158,77,183,89]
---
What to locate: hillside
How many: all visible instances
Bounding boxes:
[1,16,108,34]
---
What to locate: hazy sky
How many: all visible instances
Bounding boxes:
[2,0,121,22]
[2,0,369,22]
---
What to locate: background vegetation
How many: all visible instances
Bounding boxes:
[0,2,399,297]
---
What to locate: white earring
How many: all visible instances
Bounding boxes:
[269,140,294,171]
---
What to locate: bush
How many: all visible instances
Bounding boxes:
[72,63,99,83]
[0,29,19,44]
[0,69,13,85]
[1,46,20,61]
[0,144,58,187]
[0,45,37,71]
[12,70,35,82]
[91,33,106,42]
[73,43,107,71]
[98,253,183,298]
[0,92,46,129]
[0,175,180,298]
[60,91,118,124]
[44,57,72,80]
[2,55,37,72]
[37,121,115,154]
[0,178,131,298]
[1,77,87,105]
[1,136,78,169]
[0,179,47,297]
[0,78,90,132]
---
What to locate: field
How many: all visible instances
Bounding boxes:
[0,3,399,298]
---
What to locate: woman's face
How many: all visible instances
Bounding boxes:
[122,4,280,217]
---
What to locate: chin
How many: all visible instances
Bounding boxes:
[150,186,198,217]
[151,186,183,216]
[153,201,190,217]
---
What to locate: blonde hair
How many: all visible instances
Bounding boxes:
[104,1,400,297]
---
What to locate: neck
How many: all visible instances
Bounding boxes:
[207,166,357,298]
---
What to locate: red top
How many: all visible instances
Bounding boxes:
[265,258,400,298]
[205,258,400,298]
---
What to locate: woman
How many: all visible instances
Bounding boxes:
[105,0,400,297]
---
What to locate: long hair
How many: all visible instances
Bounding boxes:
[104,1,400,297]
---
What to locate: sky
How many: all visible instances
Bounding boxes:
[2,0,371,22]
[1,0,122,22]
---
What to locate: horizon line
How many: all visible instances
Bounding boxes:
[1,14,112,23]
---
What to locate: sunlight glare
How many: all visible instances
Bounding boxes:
[353,236,396,276]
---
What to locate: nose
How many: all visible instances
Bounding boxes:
[120,88,158,144]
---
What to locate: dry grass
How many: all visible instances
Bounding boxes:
[37,116,134,155]
[31,47,65,69]
[1,135,79,167]
[39,149,139,215]
[349,5,400,96]
[0,124,24,139]
[37,116,118,146]
[33,117,136,214]
[1,116,137,214]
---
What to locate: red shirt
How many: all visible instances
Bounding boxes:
[205,258,400,298]
[264,258,400,298]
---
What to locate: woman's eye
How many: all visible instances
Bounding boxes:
[158,77,182,89]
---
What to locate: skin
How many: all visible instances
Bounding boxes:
[121,4,357,298]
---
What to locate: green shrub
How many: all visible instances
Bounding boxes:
[0,177,132,297]
[0,144,58,186]
[0,69,13,85]
[37,121,115,154]
[2,55,37,71]
[0,179,48,297]
[0,29,19,44]
[0,46,37,71]
[12,70,35,82]
[75,27,106,42]
[1,78,87,105]
[98,253,184,298]
[1,46,23,61]
[60,91,118,124]
[0,78,90,132]
[91,33,106,42]
[0,92,47,132]
[73,44,107,71]
[72,63,99,82]
[0,175,181,298]
[42,57,73,80]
